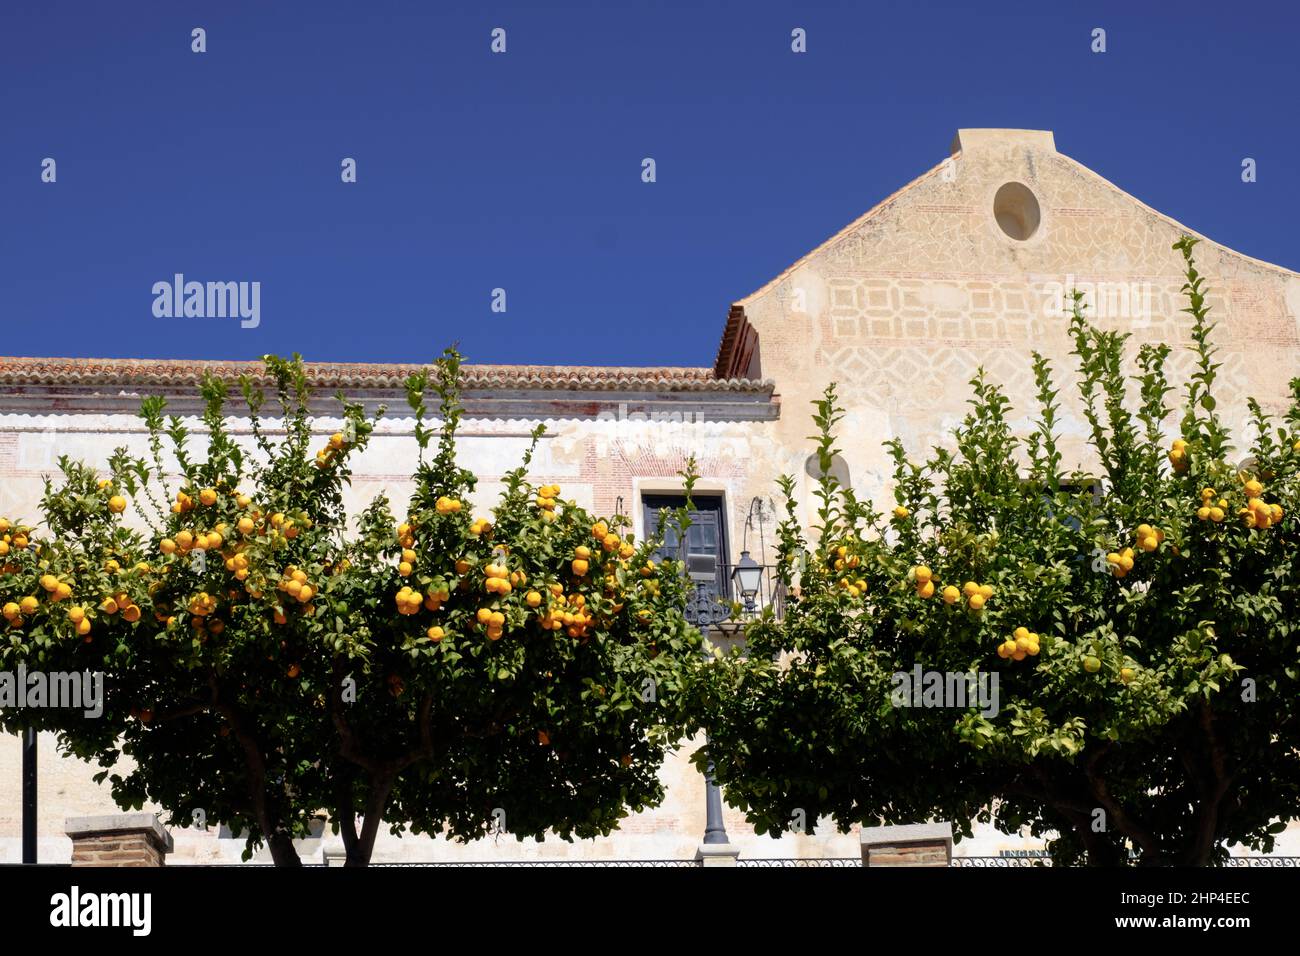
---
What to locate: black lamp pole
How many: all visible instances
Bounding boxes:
[22,727,37,864]
[702,734,730,845]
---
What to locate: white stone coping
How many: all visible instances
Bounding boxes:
[860,822,953,848]
[65,813,175,852]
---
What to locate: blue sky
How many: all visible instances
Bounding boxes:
[3,0,1297,367]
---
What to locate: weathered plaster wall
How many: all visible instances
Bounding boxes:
[739,129,1300,505]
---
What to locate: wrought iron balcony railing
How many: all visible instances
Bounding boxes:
[679,560,786,630]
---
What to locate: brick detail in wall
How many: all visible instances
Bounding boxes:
[865,842,951,867]
[860,822,953,866]
[66,813,174,867]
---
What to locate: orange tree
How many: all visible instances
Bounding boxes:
[0,350,700,866]
[318,351,701,864]
[691,238,1300,865]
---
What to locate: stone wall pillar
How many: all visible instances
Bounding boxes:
[65,813,174,867]
[860,822,952,867]
[695,842,741,867]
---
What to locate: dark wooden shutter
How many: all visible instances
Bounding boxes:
[643,495,729,627]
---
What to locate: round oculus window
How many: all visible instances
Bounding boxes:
[993,182,1041,241]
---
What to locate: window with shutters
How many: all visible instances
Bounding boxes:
[642,494,730,628]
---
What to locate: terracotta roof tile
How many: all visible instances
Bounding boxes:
[0,357,774,394]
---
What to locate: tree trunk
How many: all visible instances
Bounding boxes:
[268,831,303,867]
[344,774,395,867]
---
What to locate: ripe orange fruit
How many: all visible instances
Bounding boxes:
[108,495,127,514]
[967,593,986,611]
[914,566,933,585]
[122,604,141,623]
[427,626,444,642]
[287,664,301,678]
[962,581,978,597]
[893,506,910,519]
[19,596,38,615]
[572,558,589,576]
[916,580,935,599]
[526,590,542,608]
[199,488,218,507]
[941,585,960,604]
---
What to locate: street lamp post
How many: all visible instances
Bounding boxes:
[22,726,36,864]
[702,734,730,845]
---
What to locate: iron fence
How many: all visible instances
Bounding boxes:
[369,859,700,867]
[150,854,1300,867]
[738,858,860,867]
[951,855,1300,867]
[1221,856,1300,867]
[951,856,1052,867]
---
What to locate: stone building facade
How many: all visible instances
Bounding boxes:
[3,129,1299,863]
